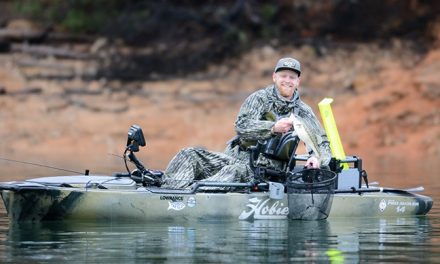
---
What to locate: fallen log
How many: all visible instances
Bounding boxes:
[11,43,92,60]
[0,87,42,96]
[46,32,96,43]
[16,59,74,70]
[0,28,47,41]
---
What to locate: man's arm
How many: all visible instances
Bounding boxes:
[234,92,274,141]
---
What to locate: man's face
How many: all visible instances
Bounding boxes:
[272,70,300,99]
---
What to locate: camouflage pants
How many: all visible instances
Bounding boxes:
[161,147,253,189]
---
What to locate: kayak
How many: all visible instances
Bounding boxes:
[0,125,433,222]
[0,172,432,222]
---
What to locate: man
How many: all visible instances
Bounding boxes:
[161,57,331,189]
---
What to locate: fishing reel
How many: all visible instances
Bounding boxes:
[130,168,163,187]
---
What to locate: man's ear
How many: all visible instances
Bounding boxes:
[272,72,277,82]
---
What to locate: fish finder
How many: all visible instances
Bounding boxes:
[126,124,146,152]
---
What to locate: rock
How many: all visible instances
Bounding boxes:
[417,82,440,100]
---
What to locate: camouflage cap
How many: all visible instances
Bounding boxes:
[274,57,301,76]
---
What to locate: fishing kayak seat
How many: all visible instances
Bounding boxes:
[261,133,300,164]
[250,133,300,183]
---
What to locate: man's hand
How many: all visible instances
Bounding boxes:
[305,156,320,169]
[272,118,294,134]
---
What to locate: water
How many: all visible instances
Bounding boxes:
[0,161,440,263]
[0,214,439,263]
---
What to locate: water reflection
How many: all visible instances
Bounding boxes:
[286,220,333,262]
[332,217,434,263]
[0,211,439,263]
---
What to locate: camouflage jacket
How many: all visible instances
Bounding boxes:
[230,84,331,167]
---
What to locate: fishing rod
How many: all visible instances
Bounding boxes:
[0,156,89,175]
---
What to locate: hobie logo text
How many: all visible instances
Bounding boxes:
[239,197,289,220]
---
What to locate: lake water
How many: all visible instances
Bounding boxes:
[0,159,439,263]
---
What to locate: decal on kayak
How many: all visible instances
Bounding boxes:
[160,195,184,202]
[187,197,196,208]
[239,197,289,220]
[168,201,186,211]
[379,199,419,213]
[379,199,387,212]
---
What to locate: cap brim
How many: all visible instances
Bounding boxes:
[275,67,301,76]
